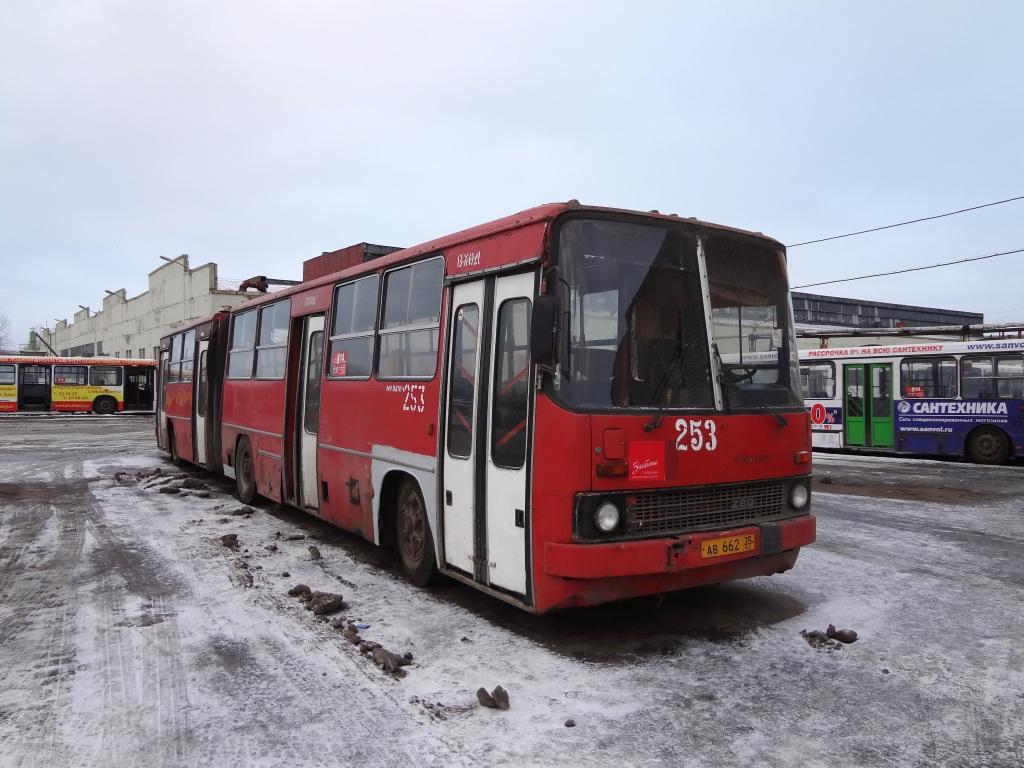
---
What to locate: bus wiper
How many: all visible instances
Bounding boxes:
[643,341,685,431]
[713,343,731,413]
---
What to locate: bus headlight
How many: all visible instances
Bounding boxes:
[789,483,809,510]
[594,501,621,533]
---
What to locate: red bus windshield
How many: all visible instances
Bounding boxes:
[552,216,802,411]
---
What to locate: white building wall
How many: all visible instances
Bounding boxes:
[43,256,260,359]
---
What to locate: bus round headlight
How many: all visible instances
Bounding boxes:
[594,501,620,533]
[789,484,809,510]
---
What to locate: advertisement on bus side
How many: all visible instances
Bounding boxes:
[895,399,1012,434]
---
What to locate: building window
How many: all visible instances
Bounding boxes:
[255,300,291,379]
[328,275,378,379]
[228,309,258,379]
[377,257,443,379]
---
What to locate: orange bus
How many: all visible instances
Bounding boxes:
[0,356,156,414]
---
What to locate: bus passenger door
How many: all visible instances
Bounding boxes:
[442,272,533,598]
[18,364,50,411]
[844,365,866,446]
[297,315,325,512]
[869,363,894,447]
[844,363,893,448]
[194,343,209,466]
[442,281,485,577]
[484,272,533,596]
[157,352,170,449]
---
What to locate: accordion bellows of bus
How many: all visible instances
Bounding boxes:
[0,356,156,414]
[156,201,816,613]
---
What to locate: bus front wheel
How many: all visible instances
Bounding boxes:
[966,426,1010,465]
[93,396,117,415]
[235,437,258,504]
[396,478,439,586]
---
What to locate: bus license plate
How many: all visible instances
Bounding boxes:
[701,534,756,559]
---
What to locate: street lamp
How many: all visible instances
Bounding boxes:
[159,254,189,269]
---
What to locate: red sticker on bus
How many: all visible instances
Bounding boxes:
[331,350,347,377]
[628,441,665,481]
[810,403,826,424]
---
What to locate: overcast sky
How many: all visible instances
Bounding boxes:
[2,1,1022,345]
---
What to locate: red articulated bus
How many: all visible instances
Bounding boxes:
[157,201,815,612]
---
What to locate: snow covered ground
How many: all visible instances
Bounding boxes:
[1,417,1021,767]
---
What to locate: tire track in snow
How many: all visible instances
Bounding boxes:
[0,447,193,767]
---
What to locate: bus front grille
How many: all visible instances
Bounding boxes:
[626,481,789,535]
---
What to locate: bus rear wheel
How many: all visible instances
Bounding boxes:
[966,426,1010,465]
[396,478,438,586]
[93,396,117,415]
[235,437,258,504]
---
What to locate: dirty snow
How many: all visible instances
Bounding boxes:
[1,417,1022,767]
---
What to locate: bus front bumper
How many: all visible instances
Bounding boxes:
[543,514,816,579]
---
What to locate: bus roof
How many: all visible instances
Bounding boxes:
[215,200,787,315]
[800,339,1024,360]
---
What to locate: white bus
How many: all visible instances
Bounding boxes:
[799,340,1024,464]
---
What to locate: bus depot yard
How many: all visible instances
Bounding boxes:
[1,419,1022,768]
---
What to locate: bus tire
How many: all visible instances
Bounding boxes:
[966,426,1010,465]
[235,437,258,504]
[93,396,117,415]
[396,478,439,587]
[167,426,183,466]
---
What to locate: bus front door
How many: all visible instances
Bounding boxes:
[157,352,169,450]
[443,272,534,599]
[844,363,893,449]
[18,364,50,411]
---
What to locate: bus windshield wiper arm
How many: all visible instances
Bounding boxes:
[713,343,731,413]
[643,341,685,431]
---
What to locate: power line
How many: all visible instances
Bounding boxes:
[787,195,1024,248]
[791,248,1024,290]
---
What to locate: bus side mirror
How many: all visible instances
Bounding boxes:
[530,295,558,370]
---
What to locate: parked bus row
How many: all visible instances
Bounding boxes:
[799,341,1024,464]
[0,356,155,414]
[156,201,816,613]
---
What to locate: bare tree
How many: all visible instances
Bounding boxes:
[0,312,11,350]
